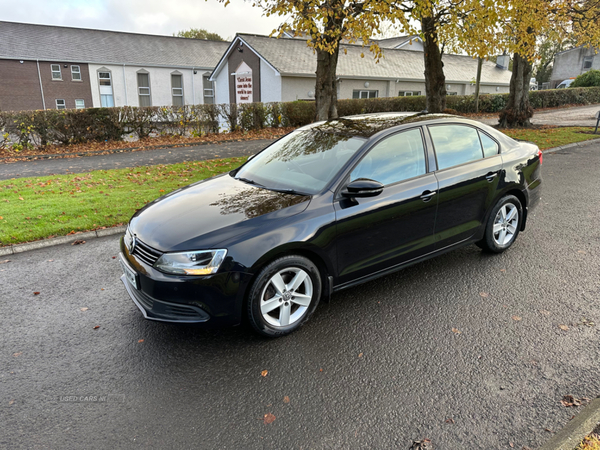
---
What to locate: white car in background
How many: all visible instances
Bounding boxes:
[556,79,575,89]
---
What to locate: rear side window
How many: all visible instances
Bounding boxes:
[429,125,484,170]
[350,128,426,186]
[479,132,499,157]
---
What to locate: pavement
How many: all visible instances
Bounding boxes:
[476,103,600,127]
[1,140,599,449]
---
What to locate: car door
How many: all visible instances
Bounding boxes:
[334,127,439,285]
[427,124,503,250]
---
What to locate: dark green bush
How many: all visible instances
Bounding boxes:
[281,101,315,127]
[571,70,600,87]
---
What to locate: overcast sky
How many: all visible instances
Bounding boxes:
[0,0,286,40]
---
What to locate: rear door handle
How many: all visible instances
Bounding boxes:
[485,172,497,182]
[420,190,437,202]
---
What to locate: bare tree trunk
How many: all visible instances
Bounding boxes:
[499,52,533,128]
[421,17,446,113]
[474,57,483,113]
[315,46,340,121]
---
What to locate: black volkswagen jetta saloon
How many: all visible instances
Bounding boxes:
[119,113,542,337]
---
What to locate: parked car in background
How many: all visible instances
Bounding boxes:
[556,78,575,89]
[119,113,543,337]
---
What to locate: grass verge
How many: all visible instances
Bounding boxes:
[502,126,600,150]
[0,156,247,246]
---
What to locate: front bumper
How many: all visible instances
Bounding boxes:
[119,239,253,326]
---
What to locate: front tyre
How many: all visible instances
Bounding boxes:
[477,195,523,253]
[247,255,321,337]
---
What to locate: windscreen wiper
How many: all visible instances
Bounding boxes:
[265,187,310,196]
[236,177,265,188]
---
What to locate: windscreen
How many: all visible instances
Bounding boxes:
[234,130,365,195]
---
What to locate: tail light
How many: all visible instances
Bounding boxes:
[537,149,543,165]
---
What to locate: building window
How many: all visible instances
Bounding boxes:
[399,91,421,96]
[171,74,184,106]
[352,90,378,99]
[137,72,151,107]
[51,64,62,80]
[447,92,458,96]
[583,56,594,70]
[71,65,82,81]
[75,99,85,109]
[56,99,66,110]
[203,76,214,104]
[98,71,115,107]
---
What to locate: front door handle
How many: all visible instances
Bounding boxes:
[420,190,437,202]
[485,172,497,182]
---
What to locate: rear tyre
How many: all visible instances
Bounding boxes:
[247,255,321,337]
[477,195,523,253]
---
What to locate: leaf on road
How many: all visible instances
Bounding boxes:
[261,370,268,377]
[93,325,100,330]
[80,307,89,312]
[33,292,40,295]
[559,325,569,331]
[9,399,15,405]
[500,269,506,272]
[509,443,514,448]
[479,292,489,298]
[512,316,522,321]
[263,413,276,424]
[580,318,595,327]
[445,418,454,424]
[539,310,551,316]
[283,396,290,404]
[452,328,461,334]
[0,260,10,264]
[13,352,22,357]
[577,250,586,254]
[71,240,86,245]
[561,395,582,407]
[319,368,323,372]
[358,353,363,358]
[410,438,432,449]
[112,256,116,259]
[138,339,144,343]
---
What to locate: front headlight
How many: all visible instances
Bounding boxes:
[154,249,227,275]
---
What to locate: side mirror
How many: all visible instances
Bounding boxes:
[341,179,384,198]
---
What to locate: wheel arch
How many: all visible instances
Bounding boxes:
[503,188,528,231]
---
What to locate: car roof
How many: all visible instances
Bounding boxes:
[299,112,476,138]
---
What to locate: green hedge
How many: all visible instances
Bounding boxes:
[2,87,600,150]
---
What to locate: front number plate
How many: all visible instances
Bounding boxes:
[119,253,139,290]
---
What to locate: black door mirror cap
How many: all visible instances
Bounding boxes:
[341,178,384,198]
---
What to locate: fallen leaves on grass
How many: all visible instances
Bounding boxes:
[263,413,276,424]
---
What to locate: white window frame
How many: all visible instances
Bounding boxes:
[75,99,85,109]
[98,70,115,108]
[398,91,421,97]
[51,64,62,80]
[353,90,378,99]
[583,56,594,70]
[171,73,184,106]
[71,65,82,81]
[137,71,152,107]
[56,99,66,110]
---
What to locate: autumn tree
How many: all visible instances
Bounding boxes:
[214,0,412,121]
[174,28,226,41]
[498,0,600,128]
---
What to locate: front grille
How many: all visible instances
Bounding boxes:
[132,239,162,266]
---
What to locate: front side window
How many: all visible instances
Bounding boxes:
[352,90,378,99]
[71,65,81,81]
[234,130,365,195]
[51,64,62,80]
[56,99,66,110]
[350,128,427,186]
[98,71,114,107]
[429,125,484,170]
[171,74,183,106]
[583,56,594,69]
[137,72,151,107]
[75,99,85,109]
